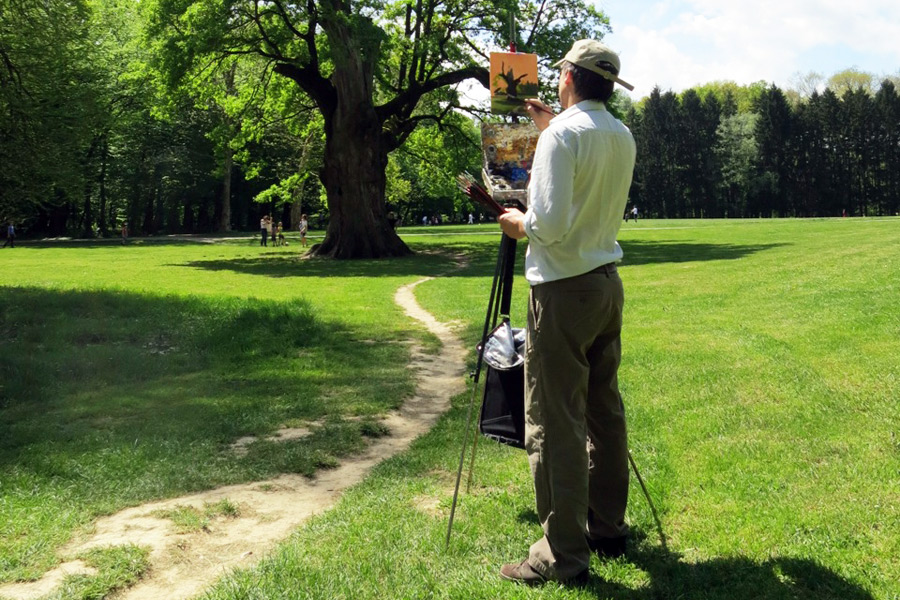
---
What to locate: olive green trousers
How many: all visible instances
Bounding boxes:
[524,264,630,580]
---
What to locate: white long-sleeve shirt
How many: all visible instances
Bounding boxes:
[523,100,636,285]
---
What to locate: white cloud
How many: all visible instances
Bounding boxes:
[602,0,900,98]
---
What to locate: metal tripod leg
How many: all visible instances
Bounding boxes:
[628,450,667,550]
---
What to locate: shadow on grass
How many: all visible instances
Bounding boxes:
[0,286,412,473]
[583,530,873,600]
[17,236,234,249]
[0,285,421,578]
[619,240,789,266]
[173,239,788,280]
[176,250,462,279]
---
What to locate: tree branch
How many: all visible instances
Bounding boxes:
[377,66,488,121]
[269,0,307,42]
[525,0,549,49]
[273,62,336,114]
[247,3,285,59]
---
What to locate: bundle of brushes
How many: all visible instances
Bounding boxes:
[456,173,507,216]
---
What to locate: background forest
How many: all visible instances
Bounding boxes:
[624,77,900,219]
[1,0,897,240]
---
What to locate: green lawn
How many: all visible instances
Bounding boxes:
[1,219,898,600]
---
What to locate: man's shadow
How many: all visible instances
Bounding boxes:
[516,513,873,600]
[582,530,874,600]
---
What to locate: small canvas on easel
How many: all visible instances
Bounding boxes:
[490,52,539,115]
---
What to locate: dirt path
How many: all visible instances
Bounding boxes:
[0,277,467,600]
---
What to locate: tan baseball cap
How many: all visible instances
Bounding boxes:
[553,39,634,91]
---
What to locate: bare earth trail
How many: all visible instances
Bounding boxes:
[0,276,468,600]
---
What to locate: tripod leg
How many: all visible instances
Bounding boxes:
[628,450,667,550]
[465,418,481,493]
[445,381,481,549]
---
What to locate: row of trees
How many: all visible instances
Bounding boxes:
[626,77,900,218]
[3,0,896,257]
[0,0,311,238]
[1,0,609,257]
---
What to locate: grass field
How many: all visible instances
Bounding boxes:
[1,218,898,600]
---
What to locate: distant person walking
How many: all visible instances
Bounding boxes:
[2,222,14,248]
[468,212,474,224]
[260,216,269,246]
[630,206,638,221]
[120,222,128,245]
[299,214,309,247]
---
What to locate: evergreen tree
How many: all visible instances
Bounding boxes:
[752,85,794,217]
[843,88,876,216]
[874,81,900,216]
[633,87,681,218]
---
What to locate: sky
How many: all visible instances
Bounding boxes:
[597,0,900,99]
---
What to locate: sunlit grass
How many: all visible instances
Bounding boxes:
[214,218,896,600]
[2,219,899,600]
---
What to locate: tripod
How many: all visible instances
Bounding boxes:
[445,232,518,548]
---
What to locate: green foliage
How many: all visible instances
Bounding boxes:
[389,117,482,223]
[715,113,759,216]
[827,68,876,98]
[0,0,95,222]
[139,0,612,257]
[689,80,768,114]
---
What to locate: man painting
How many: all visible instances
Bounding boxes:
[496,39,637,586]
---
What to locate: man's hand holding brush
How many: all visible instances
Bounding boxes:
[524,98,556,131]
[498,209,527,240]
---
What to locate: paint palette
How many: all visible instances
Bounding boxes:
[480,123,540,204]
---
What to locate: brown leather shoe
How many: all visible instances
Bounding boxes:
[500,560,547,586]
[499,560,589,587]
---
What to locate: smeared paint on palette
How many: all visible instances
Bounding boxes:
[481,123,540,203]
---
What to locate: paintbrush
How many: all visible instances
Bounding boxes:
[524,100,556,117]
[456,173,508,216]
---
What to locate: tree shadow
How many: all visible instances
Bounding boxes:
[18,237,222,249]
[176,250,463,279]
[583,530,874,600]
[0,285,424,578]
[0,287,411,469]
[177,239,788,280]
[619,240,789,266]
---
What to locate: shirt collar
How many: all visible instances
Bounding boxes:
[550,99,608,123]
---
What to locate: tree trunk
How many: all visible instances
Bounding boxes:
[81,178,94,238]
[219,144,233,231]
[290,187,302,231]
[80,138,98,237]
[98,135,109,236]
[217,63,237,232]
[307,18,410,259]
[313,125,409,259]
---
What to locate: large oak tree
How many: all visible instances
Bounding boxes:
[145,0,609,258]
